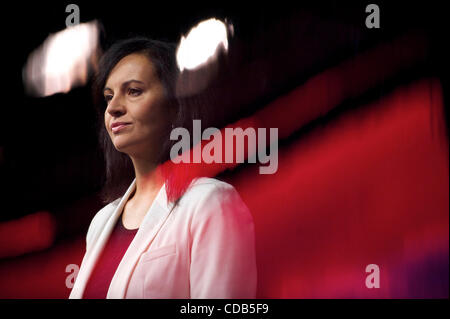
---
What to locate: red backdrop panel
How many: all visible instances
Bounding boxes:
[230,78,448,298]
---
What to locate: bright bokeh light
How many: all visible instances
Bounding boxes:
[23,21,100,97]
[176,18,230,72]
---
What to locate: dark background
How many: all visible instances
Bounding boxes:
[0,0,446,232]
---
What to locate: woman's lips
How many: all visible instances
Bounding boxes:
[111,123,131,133]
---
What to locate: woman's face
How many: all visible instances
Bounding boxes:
[103,53,173,159]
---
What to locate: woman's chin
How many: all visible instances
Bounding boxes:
[113,141,143,157]
[112,141,131,154]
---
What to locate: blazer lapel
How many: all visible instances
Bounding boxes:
[70,179,137,298]
[107,180,174,298]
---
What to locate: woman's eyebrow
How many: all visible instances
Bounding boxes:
[103,79,145,93]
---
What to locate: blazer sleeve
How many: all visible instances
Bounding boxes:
[189,182,257,298]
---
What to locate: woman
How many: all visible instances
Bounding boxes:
[69,36,257,298]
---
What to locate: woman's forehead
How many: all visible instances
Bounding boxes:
[105,53,156,89]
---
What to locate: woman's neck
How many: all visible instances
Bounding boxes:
[130,156,164,202]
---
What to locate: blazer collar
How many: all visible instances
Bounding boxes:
[71,178,174,299]
[70,177,138,298]
[107,178,174,298]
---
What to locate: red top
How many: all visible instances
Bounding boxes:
[83,216,138,299]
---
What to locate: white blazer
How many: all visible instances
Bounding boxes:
[69,177,257,299]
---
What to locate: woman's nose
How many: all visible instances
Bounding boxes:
[106,97,126,117]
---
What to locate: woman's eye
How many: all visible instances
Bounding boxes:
[104,95,113,102]
[128,88,142,96]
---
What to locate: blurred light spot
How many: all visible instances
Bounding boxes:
[23,21,100,97]
[176,18,230,72]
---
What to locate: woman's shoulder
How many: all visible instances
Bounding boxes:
[84,197,121,249]
[179,177,247,213]
[88,197,121,230]
[186,177,237,197]
[97,197,121,217]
